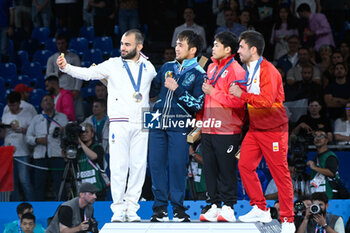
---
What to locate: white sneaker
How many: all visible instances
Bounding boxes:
[281,221,296,233]
[126,212,141,222]
[238,205,272,223]
[200,204,220,222]
[111,212,126,222]
[217,205,236,222]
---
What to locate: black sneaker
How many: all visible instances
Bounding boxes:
[173,207,190,222]
[151,207,169,222]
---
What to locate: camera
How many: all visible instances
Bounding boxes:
[294,200,306,216]
[310,203,322,215]
[291,137,308,176]
[61,122,85,159]
[87,218,99,233]
[53,127,60,138]
[270,207,279,220]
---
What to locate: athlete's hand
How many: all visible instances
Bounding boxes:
[202,82,213,95]
[56,53,67,69]
[229,84,242,98]
[164,77,178,91]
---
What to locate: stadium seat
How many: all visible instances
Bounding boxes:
[114,25,120,36]
[31,27,50,45]
[69,37,89,57]
[82,49,103,64]
[45,38,58,53]
[81,87,95,98]
[93,36,113,55]
[110,48,121,57]
[14,50,29,70]
[81,60,92,68]
[0,63,17,85]
[21,62,44,81]
[20,38,40,58]
[0,77,6,104]
[11,75,32,88]
[79,26,95,44]
[33,50,53,70]
[29,88,47,111]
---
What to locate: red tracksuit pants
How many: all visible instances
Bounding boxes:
[238,124,294,222]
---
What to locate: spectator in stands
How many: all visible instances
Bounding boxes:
[212,0,230,27]
[89,0,114,37]
[297,3,335,51]
[26,95,68,201]
[116,0,139,36]
[296,192,345,233]
[32,0,52,28]
[45,74,76,121]
[76,123,106,200]
[316,44,332,75]
[286,47,321,85]
[291,99,332,144]
[46,34,84,122]
[323,50,345,88]
[163,47,176,63]
[3,84,37,118]
[324,62,350,121]
[215,8,246,37]
[339,41,350,68]
[276,35,300,75]
[307,130,341,199]
[270,5,299,61]
[0,0,14,62]
[46,182,98,233]
[83,99,109,153]
[1,92,34,201]
[4,202,45,233]
[20,213,37,233]
[290,0,321,16]
[171,7,207,51]
[84,82,107,117]
[14,0,31,36]
[239,8,255,31]
[334,101,350,145]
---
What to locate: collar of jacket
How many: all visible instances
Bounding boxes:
[211,54,235,68]
[175,57,198,70]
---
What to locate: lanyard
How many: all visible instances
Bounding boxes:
[235,56,263,86]
[208,58,234,86]
[122,60,143,93]
[42,113,61,127]
[18,221,22,233]
[172,62,198,78]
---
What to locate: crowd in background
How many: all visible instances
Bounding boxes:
[1,0,350,230]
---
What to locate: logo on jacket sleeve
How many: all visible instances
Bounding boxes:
[273,142,279,152]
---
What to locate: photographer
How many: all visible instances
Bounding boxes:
[76,123,106,201]
[26,95,68,201]
[46,182,98,233]
[296,192,345,233]
[307,130,340,199]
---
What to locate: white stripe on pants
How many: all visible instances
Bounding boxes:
[109,122,148,214]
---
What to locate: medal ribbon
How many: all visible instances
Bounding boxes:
[234,56,263,86]
[208,58,235,86]
[122,60,143,93]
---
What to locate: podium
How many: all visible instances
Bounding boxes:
[100,220,281,233]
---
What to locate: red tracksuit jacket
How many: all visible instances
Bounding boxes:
[202,55,246,134]
[239,58,288,130]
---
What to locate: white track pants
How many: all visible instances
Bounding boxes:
[109,122,148,215]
